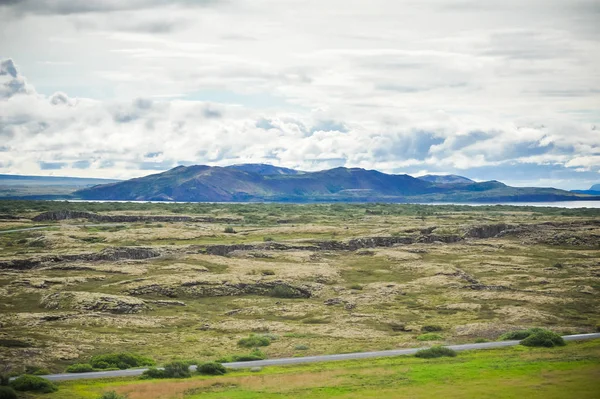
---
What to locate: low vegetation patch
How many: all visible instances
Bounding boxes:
[237,334,273,348]
[520,330,566,348]
[499,327,545,341]
[197,362,227,376]
[421,325,443,332]
[10,375,58,393]
[141,361,191,379]
[0,387,17,399]
[415,346,457,359]
[90,353,155,370]
[417,333,443,341]
[0,339,31,348]
[216,349,266,363]
[98,391,128,399]
[66,363,95,373]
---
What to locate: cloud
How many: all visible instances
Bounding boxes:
[0,1,599,189]
[0,0,221,15]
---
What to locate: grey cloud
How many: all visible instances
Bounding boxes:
[447,131,496,151]
[256,118,277,130]
[310,120,348,134]
[39,161,67,170]
[1,0,222,15]
[0,58,18,77]
[50,92,71,105]
[72,160,91,169]
[203,106,222,119]
[1,58,33,98]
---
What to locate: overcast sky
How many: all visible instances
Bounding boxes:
[1,0,599,189]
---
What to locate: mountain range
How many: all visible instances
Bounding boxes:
[72,164,600,203]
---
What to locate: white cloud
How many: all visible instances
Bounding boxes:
[0,0,599,189]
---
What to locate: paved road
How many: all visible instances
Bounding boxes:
[35,333,600,381]
[0,223,124,234]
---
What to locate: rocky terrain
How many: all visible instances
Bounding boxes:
[0,201,598,373]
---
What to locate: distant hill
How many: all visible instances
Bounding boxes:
[417,174,474,184]
[0,174,120,186]
[571,185,600,196]
[227,164,304,175]
[0,174,121,200]
[74,164,599,203]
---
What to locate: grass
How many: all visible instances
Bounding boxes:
[2,201,600,375]
[25,339,600,399]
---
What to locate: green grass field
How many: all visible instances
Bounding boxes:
[27,339,600,399]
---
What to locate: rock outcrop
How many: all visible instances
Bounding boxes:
[0,247,160,271]
[32,210,240,223]
[40,292,150,314]
[127,279,321,299]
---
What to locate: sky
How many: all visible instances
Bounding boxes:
[1,0,599,190]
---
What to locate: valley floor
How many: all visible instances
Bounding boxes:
[29,339,600,399]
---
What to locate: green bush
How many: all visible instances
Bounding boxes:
[294,344,309,351]
[421,325,443,332]
[499,328,545,341]
[24,365,50,376]
[520,330,566,348]
[98,391,128,399]
[224,226,236,234]
[163,361,191,378]
[66,363,94,373]
[0,386,17,399]
[141,361,192,380]
[197,362,227,376]
[10,375,58,393]
[237,334,272,348]
[140,368,165,379]
[90,353,154,370]
[216,349,267,363]
[474,338,489,343]
[349,284,363,290]
[417,333,443,341]
[415,346,457,359]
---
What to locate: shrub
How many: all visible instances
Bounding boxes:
[294,344,309,351]
[415,346,457,359]
[10,375,58,393]
[474,338,489,343]
[90,353,154,370]
[24,365,50,375]
[163,361,191,378]
[98,391,128,399]
[421,325,443,332]
[261,269,276,276]
[237,334,271,348]
[216,349,267,363]
[263,237,274,242]
[417,333,443,341]
[140,368,165,379]
[520,330,566,348]
[0,387,17,399]
[197,362,227,376]
[66,363,94,373]
[499,328,545,341]
[349,284,363,290]
[224,226,236,234]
